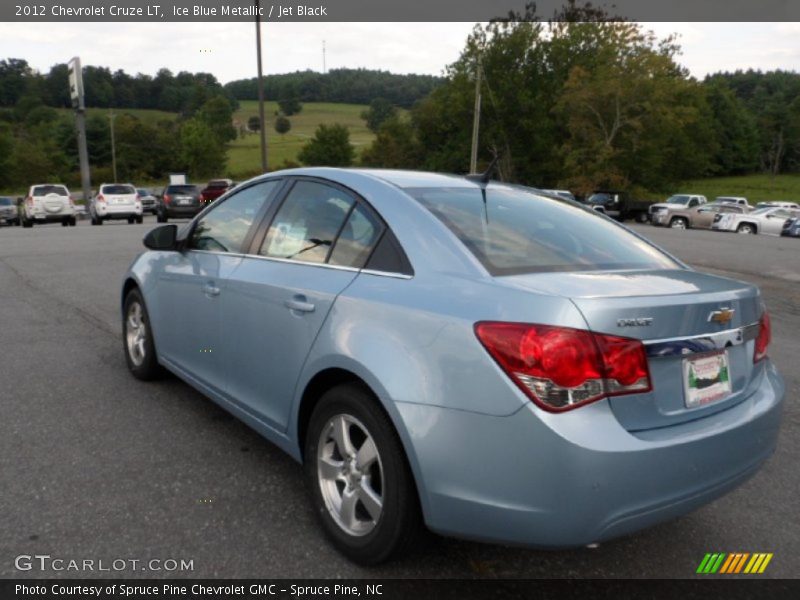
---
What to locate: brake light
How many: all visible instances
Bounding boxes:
[474,322,651,412]
[754,311,771,363]
[163,194,171,204]
[97,194,106,203]
[25,196,33,206]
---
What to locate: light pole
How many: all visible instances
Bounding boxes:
[109,110,117,181]
[255,0,268,172]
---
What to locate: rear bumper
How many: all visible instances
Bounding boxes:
[96,205,142,218]
[164,205,201,217]
[397,362,784,547]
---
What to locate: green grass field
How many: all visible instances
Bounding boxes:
[677,174,800,204]
[228,101,375,179]
[56,107,178,125]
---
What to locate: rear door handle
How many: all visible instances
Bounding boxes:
[203,282,221,297]
[285,296,315,313]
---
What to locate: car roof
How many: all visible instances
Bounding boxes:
[258,167,481,190]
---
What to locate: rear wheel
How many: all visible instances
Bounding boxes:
[670,217,688,229]
[737,223,756,234]
[69,216,76,226]
[127,216,135,225]
[61,219,69,227]
[156,210,167,223]
[122,289,161,380]
[135,215,143,224]
[21,214,32,228]
[305,383,421,565]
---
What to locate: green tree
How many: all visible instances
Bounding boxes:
[361,98,397,133]
[274,115,291,137]
[179,118,227,177]
[198,96,237,143]
[298,123,355,167]
[247,115,261,131]
[360,116,421,168]
[277,96,302,116]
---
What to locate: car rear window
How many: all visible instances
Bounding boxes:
[102,185,136,195]
[0,197,12,205]
[33,185,69,197]
[409,186,680,276]
[167,185,199,194]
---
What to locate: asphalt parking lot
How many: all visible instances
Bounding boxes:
[0,218,797,579]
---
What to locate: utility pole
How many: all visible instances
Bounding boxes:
[109,110,117,182]
[469,58,482,174]
[322,40,326,74]
[255,0,268,172]
[68,57,92,203]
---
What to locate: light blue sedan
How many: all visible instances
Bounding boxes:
[121,168,784,564]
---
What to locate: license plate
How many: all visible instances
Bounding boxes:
[683,350,732,408]
[178,199,191,205]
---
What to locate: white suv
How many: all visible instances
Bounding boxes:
[20,184,77,228]
[90,183,143,225]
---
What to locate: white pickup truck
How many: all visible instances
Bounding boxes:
[649,194,707,225]
[19,184,77,228]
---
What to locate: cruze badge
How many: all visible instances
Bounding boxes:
[617,317,653,327]
[708,308,735,325]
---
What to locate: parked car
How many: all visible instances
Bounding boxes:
[156,184,202,223]
[754,201,799,210]
[0,196,19,226]
[90,183,143,226]
[712,206,800,235]
[19,184,76,228]
[714,196,749,208]
[541,189,576,202]
[781,217,800,238]
[121,168,783,564]
[585,190,651,222]
[200,179,235,204]
[649,194,707,225]
[137,188,158,214]
[652,202,747,229]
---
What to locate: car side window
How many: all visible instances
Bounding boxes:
[689,199,698,207]
[328,204,384,268]
[260,181,355,264]
[189,181,278,253]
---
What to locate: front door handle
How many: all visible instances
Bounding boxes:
[203,282,221,297]
[285,295,315,313]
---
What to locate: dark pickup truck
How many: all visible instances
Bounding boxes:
[585,190,651,223]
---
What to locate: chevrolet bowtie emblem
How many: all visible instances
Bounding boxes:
[708,308,735,325]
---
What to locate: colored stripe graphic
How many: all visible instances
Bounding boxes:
[698,552,773,574]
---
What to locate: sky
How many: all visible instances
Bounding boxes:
[0,22,798,83]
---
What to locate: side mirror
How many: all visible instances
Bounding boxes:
[144,224,179,251]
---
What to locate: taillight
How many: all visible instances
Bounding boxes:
[163,194,171,204]
[474,322,651,412]
[754,311,771,363]
[25,196,33,206]
[97,194,106,203]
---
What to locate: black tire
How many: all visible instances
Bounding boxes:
[156,210,167,223]
[122,288,162,381]
[136,215,143,224]
[304,383,422,565]
[61,220,69,227]
[635,212,649,223]
[127,216,135,224]
[737,223,756,235]
[22,216,32,228]
[69,217,76,226]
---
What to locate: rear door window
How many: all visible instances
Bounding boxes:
[33,186,69,197]
[260,181,356,265]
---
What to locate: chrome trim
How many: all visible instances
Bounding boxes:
[644,323,759,358]
[185,250,411,278]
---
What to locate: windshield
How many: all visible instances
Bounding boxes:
[666,195,692,205]
[410,186,679,276]
[750,208,772,216]
[102,185,136,195]
[137,189,150,196]
[0,197,12,206]
[587,193,613,204]
[33,185,69,197]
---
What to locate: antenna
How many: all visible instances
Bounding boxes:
[465,153,501,186]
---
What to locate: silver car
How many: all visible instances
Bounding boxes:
[0,196,19,226]
[712,206,800,235]
[121,168,783,564]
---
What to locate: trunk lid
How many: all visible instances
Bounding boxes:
[502,269,762,431]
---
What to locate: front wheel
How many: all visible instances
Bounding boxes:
[737,223,756,234]
[305,384,421,565]
[122,289,162,380]
[670,217,688,229]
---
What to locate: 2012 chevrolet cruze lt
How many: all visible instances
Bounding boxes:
[121,169,784,564]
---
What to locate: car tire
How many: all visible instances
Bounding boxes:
[128,216,135,225]
[737,223,756,234]
[122,288,162,381]
[21,215,32,228]
[156,211,167,223]
[635,212,649,223]
[69,217,76,226]
[61,219,69,227]
[670,217,688,229]
[136,215,143,224]
[304,383,422,565]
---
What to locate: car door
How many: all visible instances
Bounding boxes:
[150,180,280,393]
[762,209,792,235]
[221,178,385,431]
[693,205,718,228]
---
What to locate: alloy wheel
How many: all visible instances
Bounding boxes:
[125,301,147,367]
